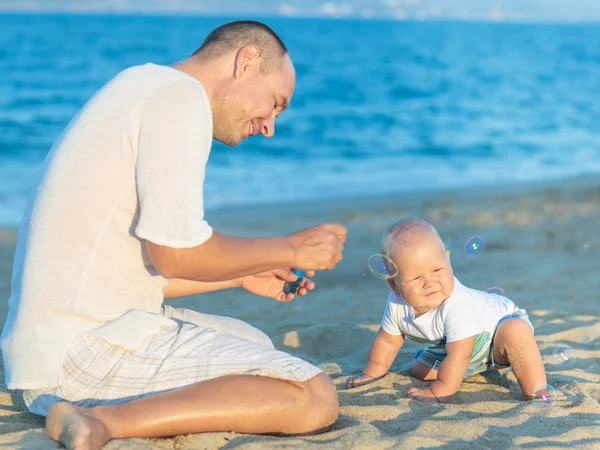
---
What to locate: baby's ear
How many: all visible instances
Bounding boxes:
[387,278,400,295]
[445,250,451,260]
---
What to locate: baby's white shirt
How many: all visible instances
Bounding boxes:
[381,277,516,346]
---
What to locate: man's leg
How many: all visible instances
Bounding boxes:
[161,305,273,348]
[47,372,338,450]
[46,373,339,449]
[41,311,335,448]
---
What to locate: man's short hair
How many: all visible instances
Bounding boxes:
[193,20,288,74]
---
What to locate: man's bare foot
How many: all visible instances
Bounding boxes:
[46,402,112,450]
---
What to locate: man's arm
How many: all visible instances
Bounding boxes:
[147,224,346,282]
[165,267,316,301]
[163,278,241,299]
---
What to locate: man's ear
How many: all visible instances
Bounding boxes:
[234,45,260,79]
[387,278,400,295]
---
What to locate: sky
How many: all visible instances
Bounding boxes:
[0,0,600,22]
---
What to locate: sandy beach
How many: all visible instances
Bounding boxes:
[0,175,599,449]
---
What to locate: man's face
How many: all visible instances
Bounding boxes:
[213,52,295,146]
[388,235,455,316]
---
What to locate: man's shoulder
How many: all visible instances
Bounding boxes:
[110,63,206,98]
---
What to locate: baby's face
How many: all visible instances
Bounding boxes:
[388,234,454,315]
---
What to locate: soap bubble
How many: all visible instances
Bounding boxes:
[550,344,575,369]
[578,336,590,345]
[559,388,580,406]
[368,254,398,280]
[531,383,557,405]
[486,287,505,295]
[464,236,486,258]
[443,236,452,251]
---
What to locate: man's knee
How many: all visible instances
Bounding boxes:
[302,373,339,431]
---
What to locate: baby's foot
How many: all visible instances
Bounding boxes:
[46,402,111,450]
[529,387,556,403]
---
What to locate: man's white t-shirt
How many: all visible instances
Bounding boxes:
[381,278,516,347]
[1,63,214,389]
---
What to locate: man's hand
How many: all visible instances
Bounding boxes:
[240,268,315,302]
[407,387,439,403]
[287,223,347,271]
[345,373,384,389]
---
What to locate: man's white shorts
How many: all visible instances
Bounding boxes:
[24,305,322,416]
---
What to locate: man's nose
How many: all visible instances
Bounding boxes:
[260,117,275,138]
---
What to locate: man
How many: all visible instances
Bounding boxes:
[1,20,346,449]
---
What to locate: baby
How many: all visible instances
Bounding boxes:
[346,218,548,403]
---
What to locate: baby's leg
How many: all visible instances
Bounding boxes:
[411,361,438,381]
[492,318,546,398]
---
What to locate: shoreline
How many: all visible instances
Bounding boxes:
[204,171,600,220]
[2,171,600,231]
[198,171,600,226]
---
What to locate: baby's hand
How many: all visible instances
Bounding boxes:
[407,386,439,403]
[345,373,382,389]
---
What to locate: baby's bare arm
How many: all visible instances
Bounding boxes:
[346,329,404,388]
[430,336,474,400]
[409,336,475,402]
[364,329,405,377]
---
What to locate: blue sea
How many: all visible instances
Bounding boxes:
[1,14,600,226]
